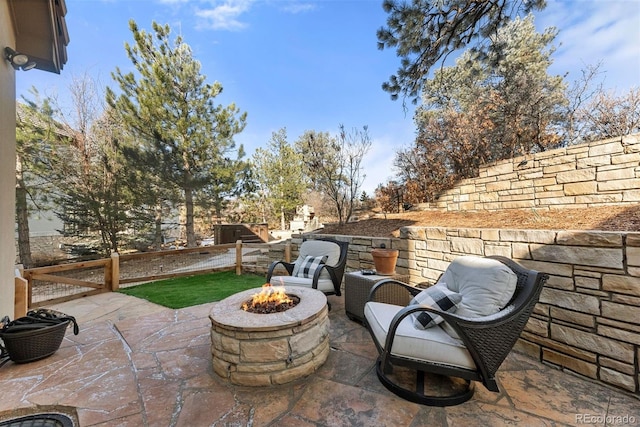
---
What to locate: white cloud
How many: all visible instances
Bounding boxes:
[190,0,316,31]
[537,0,640,91]
[195,0,254,31]
[280,2,316,14]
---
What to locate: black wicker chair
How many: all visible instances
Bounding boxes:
[363,255,548,406]
[266,237,349,297]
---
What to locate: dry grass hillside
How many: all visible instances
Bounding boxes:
[320,205,640,238]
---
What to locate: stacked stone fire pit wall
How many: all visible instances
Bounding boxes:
[210,287,330,386]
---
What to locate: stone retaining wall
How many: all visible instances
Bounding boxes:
[276,230,640,396]
[426,134,640,211]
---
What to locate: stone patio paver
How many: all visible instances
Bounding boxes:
[0,292,637,426]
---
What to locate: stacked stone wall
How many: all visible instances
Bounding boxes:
[429,134,640,211]
[302,231,639,397]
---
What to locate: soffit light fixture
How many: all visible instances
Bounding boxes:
[4,47,36,71]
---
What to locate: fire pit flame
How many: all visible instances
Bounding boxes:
[242,283,300,314]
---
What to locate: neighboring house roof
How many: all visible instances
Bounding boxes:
[8,0,69,74]
[16,102,74,139]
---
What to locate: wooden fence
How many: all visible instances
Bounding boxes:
[21,241,271,308]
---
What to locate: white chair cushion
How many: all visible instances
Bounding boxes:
[364,301,475,370]
[292,240,341,282]
[438,256,517,319]
[269,275,335,293]
[292,254,328,278]
[298,240,341,265]
[409,284,462,329]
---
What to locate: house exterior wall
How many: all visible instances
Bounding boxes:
[28,212,64,236]
[425,134,640,211]
[0,0,17,319]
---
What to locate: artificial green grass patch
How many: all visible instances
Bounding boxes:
[119,270,267,309]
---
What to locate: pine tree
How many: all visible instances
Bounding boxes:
[107,20,247,247]
[378,0,546,105]
[396,14,567,202]
[252,128,306,230]
[15,91,71,266]
[39,75,148,257]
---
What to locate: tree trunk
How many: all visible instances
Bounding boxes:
[336,196,345,225]
[15,155,33,268]
[213,204,222,224]
[153,203,163,250]
[184,187,196,247]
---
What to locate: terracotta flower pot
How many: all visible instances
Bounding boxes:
[371,248,399,276]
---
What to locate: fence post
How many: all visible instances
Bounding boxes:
[285,241,291,263]
[14,265,27,318]
[109,252,120,291]
[22,269,33,309]
[236,240,242,275]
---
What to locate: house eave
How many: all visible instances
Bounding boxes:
[8,0,69,74]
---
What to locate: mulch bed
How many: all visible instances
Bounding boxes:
[321,205,640,238]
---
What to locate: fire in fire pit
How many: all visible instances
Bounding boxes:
[241,284,300,314]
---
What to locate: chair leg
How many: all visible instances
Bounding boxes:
[375,359,475,406]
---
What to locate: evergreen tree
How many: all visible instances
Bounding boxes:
[485,15,566,154]
[34,74,149,257]
[396,14,566,201]
[252,128,306,229]
[54,107,140,255]
[199,145,254,224]
[107,20,247,247]
[378,0,546,105]
[15,91,71,266]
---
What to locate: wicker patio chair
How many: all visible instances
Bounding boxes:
[266,237,349,297]
[364,255,548,406]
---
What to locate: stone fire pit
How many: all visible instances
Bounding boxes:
[209,287,330,386]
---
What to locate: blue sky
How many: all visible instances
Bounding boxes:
[14,0,640,195]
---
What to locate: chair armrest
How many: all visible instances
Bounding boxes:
[384,303,536,384]
[367,279,420,306]
[310,263,342,295]
[266,260,295,281]
[401,305,517,341]
[312,263,338,284]
[381,304,501,355]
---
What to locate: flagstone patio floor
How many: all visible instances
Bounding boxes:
[0,292,638,426]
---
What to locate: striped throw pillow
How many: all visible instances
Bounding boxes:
[292,255,328,278]
[409,285,462,329]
